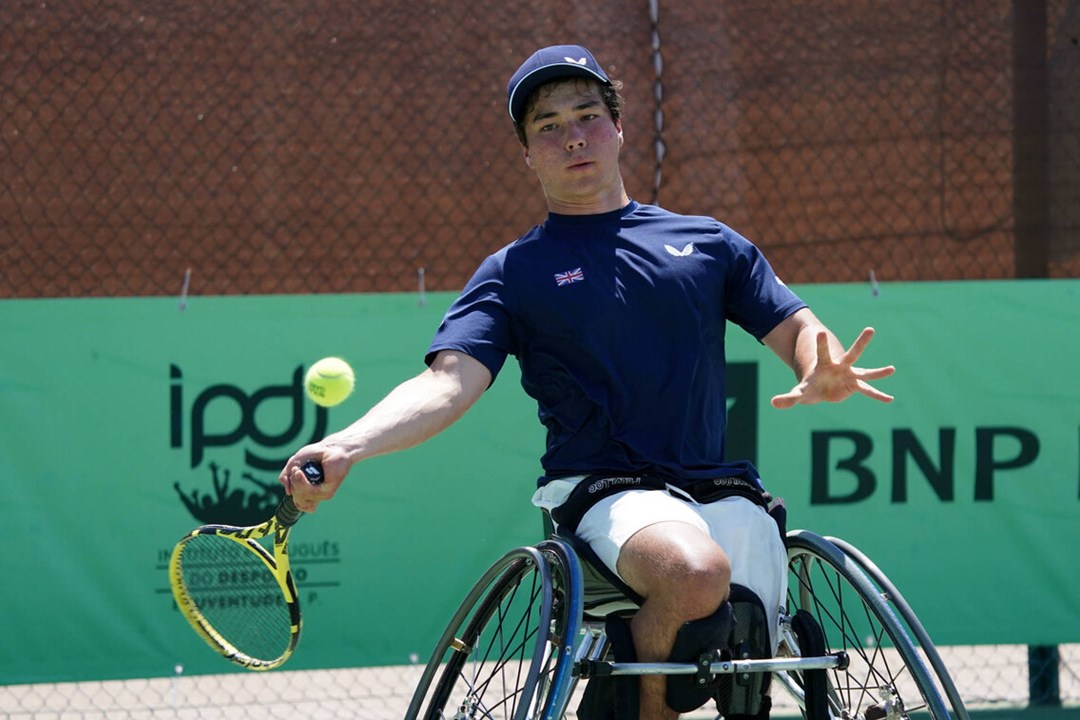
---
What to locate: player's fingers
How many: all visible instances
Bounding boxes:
[292,463,320,489]
[841,327,876,364]
[771,390,801,409]
[855,365,896,381]
[857,380,894,403]
[293,498,318,513]
[288,466,322,512]
[815,331,833,362]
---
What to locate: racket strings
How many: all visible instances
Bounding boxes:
[177,533,293,663]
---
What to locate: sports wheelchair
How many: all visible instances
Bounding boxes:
[405,508,969,720]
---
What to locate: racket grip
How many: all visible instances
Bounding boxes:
[278,461,325,525]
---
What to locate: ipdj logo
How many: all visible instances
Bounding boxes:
[169,364,328,524]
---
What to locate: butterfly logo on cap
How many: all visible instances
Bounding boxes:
[565,56,588,65]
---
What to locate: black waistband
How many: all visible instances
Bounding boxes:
[549,467,772,535]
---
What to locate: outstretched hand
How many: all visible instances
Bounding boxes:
[771,327,895,409]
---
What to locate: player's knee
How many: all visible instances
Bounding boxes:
[619,527,731,616]
[662,548,730,618]
[686,570,729,619]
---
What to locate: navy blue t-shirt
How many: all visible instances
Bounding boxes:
[426,201,806,487]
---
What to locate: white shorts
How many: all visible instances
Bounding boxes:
[533,477,787,651]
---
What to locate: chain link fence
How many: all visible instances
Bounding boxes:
[1,0,1077,300]
[1,645,1078,718]
[1,0,1078,716]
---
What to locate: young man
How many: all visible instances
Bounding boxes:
[280,45,894,719]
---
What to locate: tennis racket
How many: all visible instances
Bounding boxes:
[168,460,324,670]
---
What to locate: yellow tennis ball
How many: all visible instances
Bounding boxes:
[304,357,355,407]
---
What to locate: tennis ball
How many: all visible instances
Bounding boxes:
[304,357,355,407]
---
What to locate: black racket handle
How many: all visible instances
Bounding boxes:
[300,460,325,485]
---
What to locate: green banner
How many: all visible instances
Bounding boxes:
[0,293,545,683]
[0,280,1077,684]
[748,280,1080,647]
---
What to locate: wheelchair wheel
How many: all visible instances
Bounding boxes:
[826,536,969,720]
[406,540,582,720]
[782,530,958,720]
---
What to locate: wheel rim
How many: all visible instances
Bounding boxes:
[422,548,570,720]
[788,544,937,720]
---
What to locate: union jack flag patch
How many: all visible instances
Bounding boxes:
[554,267,585,286]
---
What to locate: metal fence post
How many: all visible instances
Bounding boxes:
[1028,644,1062,707]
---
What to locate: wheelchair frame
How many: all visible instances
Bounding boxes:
[405,529,969,720]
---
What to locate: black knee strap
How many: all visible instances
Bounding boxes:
[577,615,639,720]
[665,601,733,713]
[715,587,773,720]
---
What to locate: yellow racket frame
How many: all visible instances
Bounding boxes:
[168,502,303,671]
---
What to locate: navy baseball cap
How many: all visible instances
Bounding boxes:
[507,44,611,123]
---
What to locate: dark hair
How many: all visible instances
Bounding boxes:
[513,77,624,147]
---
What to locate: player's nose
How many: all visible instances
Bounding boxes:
[565,124,587,151]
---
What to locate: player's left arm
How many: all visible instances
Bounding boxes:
[763,307,895,409]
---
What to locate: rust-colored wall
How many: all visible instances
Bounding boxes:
[2,0,1077,298]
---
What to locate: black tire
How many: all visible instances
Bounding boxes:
[406,541,581,720]
[783,530,955,720]
[790,608,830,720]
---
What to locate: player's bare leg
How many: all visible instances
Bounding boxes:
[617,521,731,719]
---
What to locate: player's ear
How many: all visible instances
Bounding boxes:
[522,146,533,168]
[616,118,624,146]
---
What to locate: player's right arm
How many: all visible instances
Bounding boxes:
[279,349,491,512]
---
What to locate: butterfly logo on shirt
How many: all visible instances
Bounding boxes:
[664,242,695,257]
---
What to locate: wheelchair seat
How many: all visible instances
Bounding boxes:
[552,524,643,618]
